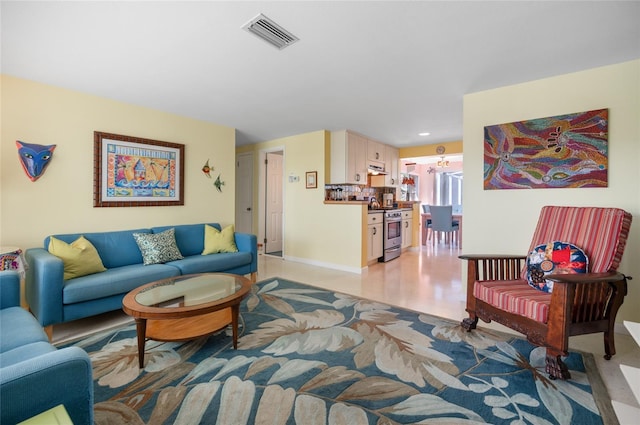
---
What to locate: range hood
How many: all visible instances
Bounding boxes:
[368,162,387,175]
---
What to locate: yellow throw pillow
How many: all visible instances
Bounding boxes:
[48,236,107,280]
[202,224,238,254]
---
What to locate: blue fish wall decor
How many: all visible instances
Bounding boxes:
[16,141,57,182]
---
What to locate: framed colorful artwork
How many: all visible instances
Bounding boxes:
[93,131,185,207]
[483,108,608,190]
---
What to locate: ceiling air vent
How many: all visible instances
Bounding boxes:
[242,13,299,50]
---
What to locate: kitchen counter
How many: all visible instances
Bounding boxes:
[323,201,409,213]
[324,200,369,205]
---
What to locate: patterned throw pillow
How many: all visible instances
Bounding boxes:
[526,241,588,293]
[133,228,184,265]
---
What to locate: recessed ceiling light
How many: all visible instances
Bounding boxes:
[419,132,431,136]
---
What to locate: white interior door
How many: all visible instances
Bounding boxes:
[265,152,283,254]
[235,152,253,234]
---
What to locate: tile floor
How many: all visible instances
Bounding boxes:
[53,243,640,420]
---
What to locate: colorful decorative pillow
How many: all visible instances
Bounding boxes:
[526,241,588,293]
[133,228,184,265]
[48,236,107,280]
[202,224,238,254]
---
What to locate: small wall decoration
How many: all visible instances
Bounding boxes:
[202,159,212,178]
[93,131,184,207]
[484,108,608,190]
[214,174,225,192]
[306,171,317,189]
[16,141,56,182]
[201,158,224,192]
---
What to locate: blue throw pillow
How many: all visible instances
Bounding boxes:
[526,241,588,293]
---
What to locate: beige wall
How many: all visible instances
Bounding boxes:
[1,75,237,250]
[463,59,640,322]
[237,131,364,272]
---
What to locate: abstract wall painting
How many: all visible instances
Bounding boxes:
[94,131,184,207]
[483,109,608,190]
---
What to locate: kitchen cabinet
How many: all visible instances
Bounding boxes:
[330,130,367,184]
[367,139,385,163]
[384,145,400,187]
[401,210,413,249]
[367,212,383,262]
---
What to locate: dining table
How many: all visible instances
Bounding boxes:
[421,213,463,247]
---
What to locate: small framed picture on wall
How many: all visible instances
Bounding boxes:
[306,171,317,189]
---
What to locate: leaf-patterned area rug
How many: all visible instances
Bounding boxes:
[69,277,617,425]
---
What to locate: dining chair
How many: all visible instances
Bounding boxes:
[429,205,460,246]
[421,205,432,244]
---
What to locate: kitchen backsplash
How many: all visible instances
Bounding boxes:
[324,184,396,203]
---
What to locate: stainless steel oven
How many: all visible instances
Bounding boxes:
[381,209,402,262]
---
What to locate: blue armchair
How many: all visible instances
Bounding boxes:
[0,270,94,424]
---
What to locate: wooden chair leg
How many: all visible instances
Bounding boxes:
[603,326,616,360]
[461,316,478,331]
[545,350,571,380]
[44,325,53,341]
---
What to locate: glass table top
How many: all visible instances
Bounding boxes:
[134,274,244,309]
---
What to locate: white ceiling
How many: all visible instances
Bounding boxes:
[2,1,639,147]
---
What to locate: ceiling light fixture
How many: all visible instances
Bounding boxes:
[242,13,299,50]
[419,132,431,136]
[437,156,449,167]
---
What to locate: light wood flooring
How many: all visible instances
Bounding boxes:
[53,243,640,420]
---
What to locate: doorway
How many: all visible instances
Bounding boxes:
[262,150,284,257]
[235,152,253,234]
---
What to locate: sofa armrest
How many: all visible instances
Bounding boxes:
[0,270,21,309]
[234,232,258,273]
[0,346,94,425]
[25,248,65,326]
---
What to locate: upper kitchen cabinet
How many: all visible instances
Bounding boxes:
[370,144,400,188]
[384,145,399,187]
[330,130,367,184]
[367,139,385,163]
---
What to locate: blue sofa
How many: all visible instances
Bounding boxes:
[25,223,258,329]
[0,270,94,424]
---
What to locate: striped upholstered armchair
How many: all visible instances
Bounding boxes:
[460,206,632,380]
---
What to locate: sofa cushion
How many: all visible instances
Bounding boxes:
[152,223,221,257]
[474,280,551,323]
[526,241,588,293]
[203,224,238,254]
[133,228,184,265]
[0,341,57,368]
[62,263,180,304]
[166,252,252,275]
[0,307,49,353]
[48,236,107,280]
[46,228,151,269]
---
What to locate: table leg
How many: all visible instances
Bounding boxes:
[134,318,147,368]
[231,304,240,349]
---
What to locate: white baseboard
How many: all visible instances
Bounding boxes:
[282,255,365,275]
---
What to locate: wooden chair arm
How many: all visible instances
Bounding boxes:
[545,271,628,284]
[459,254,526,261]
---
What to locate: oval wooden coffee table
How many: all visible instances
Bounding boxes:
[122,273,252,368]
